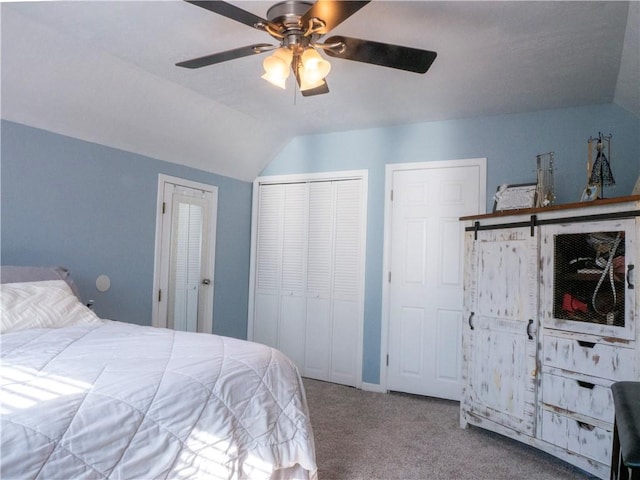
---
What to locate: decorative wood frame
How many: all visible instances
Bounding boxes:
[493,183,537,212]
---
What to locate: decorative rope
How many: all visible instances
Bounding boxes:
[592,232,622,316]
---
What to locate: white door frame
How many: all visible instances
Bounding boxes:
[248,170,368,387]
[380,159,486,392]
[152,174,218,333]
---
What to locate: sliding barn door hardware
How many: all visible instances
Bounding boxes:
[467,210,640,239]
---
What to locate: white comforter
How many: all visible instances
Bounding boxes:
[1,321,317,479]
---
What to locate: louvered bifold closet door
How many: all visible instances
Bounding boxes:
[252,177,365,387]
[278,183,309,369]
[304,181,334,381]
[330,179,364,385]
[253,184,284,348]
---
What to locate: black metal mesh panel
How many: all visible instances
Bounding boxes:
[553,231,626,327]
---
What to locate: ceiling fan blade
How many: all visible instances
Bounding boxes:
[185,0,269,30]
[324,36,437,74]
[176,44,273,69]
[301,80,330,97]
[300,1,370,35]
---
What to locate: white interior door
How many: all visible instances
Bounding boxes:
[386,161,484,400]
[153,175,218,334]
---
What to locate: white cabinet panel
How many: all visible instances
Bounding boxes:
[304,297,332,380]
[543,335,635,381]
[541,410,612,465]
[404,221,427,285]
[436,309,461,382]
[331,298,360,385]
[280,294,307,370]
[253,293,279,347]
[541,371,614,424]
[398,307,425,377]
[462,228,538,436]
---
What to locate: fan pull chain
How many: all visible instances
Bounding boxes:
[293,77,297,105]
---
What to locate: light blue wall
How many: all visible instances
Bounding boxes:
[261,103,640,384]
[1,120,253,339]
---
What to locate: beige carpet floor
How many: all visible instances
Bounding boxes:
[303,378,596,480]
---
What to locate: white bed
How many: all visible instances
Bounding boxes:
[0,275,317,480]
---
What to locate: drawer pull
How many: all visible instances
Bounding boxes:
[468,312,475,330]
[577,380,595,390]
[577,340,596,349]
[577,421,595,431]
[526,319,534,340]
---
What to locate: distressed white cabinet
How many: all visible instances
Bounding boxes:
[461,196,640,479]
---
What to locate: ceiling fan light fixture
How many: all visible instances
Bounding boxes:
[261,47,293,89]
[300,47,331,84]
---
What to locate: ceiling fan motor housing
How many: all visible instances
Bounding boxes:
[266,1,314,28]
[265,1,317,53]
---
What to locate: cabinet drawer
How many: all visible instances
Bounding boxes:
[543,335,634,380]
[541,409,612,465]
[541,372,614,424]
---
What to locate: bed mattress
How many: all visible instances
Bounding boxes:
[1,320,317,479]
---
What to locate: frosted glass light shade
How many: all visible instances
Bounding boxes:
[262,48,293,89]
[300,48,331,86]
[298,67,326,91]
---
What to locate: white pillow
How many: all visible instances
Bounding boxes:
[1,280,102,333]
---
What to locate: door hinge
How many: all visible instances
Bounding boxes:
[158,289,162,302]
[386,354,389,366]
[390,189,394,201]
[162,202,166,214]
[388,271,391,283]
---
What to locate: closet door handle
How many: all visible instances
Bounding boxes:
[628,264,635,289]
[468,312,475,330]
[526,319,534,340]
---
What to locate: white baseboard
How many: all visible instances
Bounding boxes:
[361,382,386,393]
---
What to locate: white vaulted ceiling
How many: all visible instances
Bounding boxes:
[2,1,638,181]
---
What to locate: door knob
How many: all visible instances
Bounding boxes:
[202,278,211,285]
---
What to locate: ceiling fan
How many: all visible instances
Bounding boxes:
[176,0,437,96]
